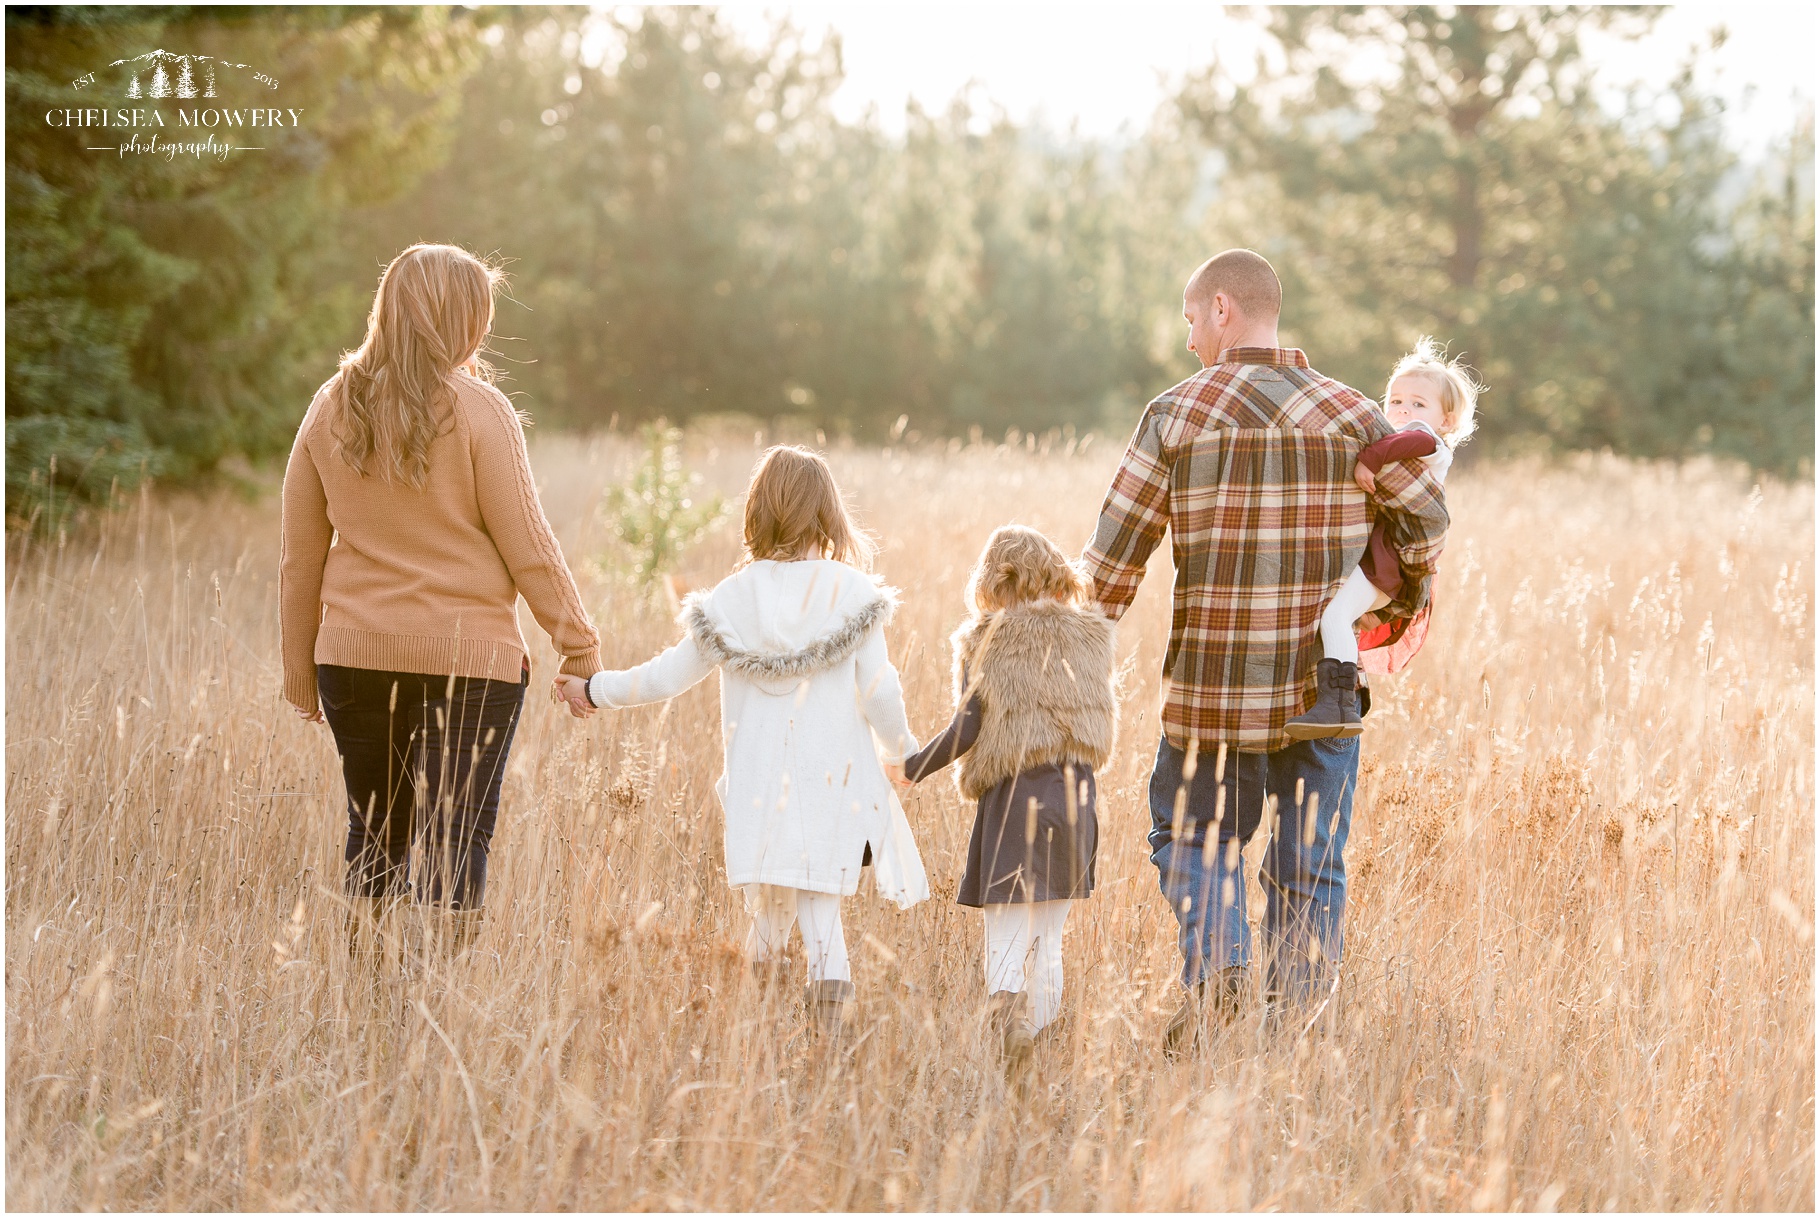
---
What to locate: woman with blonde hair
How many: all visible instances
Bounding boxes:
[556,445,925,1036]
[281,243,601,964]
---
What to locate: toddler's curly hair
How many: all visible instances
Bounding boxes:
[1388,336,1483,447]
[966,525,1089,614]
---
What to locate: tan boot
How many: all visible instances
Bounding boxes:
[987,990,1035,1071]
[346,896,391,970]
[1162,966,1249,1059]
[440,908,485,957]
[749,958,792,992]
[806,979,855,1036]
[403,906,484,974]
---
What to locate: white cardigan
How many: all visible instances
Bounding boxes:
[588,560,924,900]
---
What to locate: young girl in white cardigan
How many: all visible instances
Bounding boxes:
[556,446,923,1034]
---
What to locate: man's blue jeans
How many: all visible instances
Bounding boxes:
[1147,734,1358,1002]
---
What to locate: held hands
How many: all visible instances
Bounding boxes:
[886,761,913,791]
[1353,462,1378,495]
[551,674,596,719]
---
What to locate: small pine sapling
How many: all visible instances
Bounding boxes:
[599,424,726,589]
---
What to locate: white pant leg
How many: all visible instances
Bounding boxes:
[794,891,852,983]
[743,883,798,962]
[1320,566,1394,665]
[1025,900,1071,1031]
[983,904,1034,996]
[982,900,1072,1029]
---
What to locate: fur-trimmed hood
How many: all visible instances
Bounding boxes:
[950,599,1118,799]
[684,559,898,691]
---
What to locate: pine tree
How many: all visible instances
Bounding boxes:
[149,62,169,97]
[126,74,141,99]
[6,7,491,514]
[1173,5,1810,468]
[175,57,194,98]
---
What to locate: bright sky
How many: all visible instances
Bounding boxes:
[719,2,1815,151]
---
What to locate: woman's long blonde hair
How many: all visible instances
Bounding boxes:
[742,445,875,568]
[331,244,503,487]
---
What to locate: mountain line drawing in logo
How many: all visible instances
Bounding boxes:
[105,50,258,99]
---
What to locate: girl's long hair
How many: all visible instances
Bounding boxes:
[331,244,503,488]
[742,445,875,568]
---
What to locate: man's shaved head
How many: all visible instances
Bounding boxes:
[1185,249,1282,319]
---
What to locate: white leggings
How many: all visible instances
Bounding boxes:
[743,884,851,982]
[1321,566,1394,665]
[982,899,1072,1032]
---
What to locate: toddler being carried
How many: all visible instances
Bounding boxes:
[1286,337,1480,738]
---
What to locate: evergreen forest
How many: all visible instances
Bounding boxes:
[7,5,1813,522]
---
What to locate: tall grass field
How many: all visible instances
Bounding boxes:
[6,432,1813,1209]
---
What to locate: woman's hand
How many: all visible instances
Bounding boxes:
[885,761,913,790]
[551,674,596,718]
[294,703,325,724]
[1353,462,1378,495]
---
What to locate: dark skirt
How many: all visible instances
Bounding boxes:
[1359,517,1405,600]
[957,761,1098,907]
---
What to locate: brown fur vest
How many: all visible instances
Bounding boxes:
[951,600,1118,800]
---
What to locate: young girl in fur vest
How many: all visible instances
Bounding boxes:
[556,446,924,1034]
[903,525,1117,1067]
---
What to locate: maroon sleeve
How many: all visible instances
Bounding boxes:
[1358,428,1439,475]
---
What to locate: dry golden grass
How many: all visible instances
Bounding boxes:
[6,431,1814,1210]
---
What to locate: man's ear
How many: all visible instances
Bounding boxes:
[1211,290,1234,324]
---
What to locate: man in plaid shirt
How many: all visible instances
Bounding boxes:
[1081,250,1449,1052]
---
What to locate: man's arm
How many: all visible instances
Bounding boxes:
[1080,406,1172,620]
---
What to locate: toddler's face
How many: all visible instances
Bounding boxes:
[1385,375,1449,434]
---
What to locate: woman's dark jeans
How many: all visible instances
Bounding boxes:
[317,664,526,910]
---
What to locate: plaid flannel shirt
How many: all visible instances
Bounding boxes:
[1082,347,1449,753]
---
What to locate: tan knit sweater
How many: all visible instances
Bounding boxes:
[279,372,601,714]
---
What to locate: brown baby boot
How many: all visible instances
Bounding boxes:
[1284,659,1363,740]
